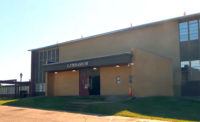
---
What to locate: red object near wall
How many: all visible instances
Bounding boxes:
[79,76,89,96]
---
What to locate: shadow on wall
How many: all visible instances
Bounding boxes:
[1,96,200,122]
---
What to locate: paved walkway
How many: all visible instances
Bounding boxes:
[0,105,166,122]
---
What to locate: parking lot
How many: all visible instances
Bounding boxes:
[0,105,164,122]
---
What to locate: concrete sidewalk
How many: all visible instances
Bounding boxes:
[0,105,166,122]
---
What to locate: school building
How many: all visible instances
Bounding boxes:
[30,13,200,97]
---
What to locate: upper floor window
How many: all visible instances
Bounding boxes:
[191,60,200,70]
[39,47,59,64]
[181,60,200,70]
[179,19,199,41]
[179,22,188,41]
[189,20,198,40]
[181,61,189,68]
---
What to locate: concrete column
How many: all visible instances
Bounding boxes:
[45,72,48,96]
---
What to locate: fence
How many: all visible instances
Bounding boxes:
[0,79,34,97]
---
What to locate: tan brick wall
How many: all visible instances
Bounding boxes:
[46,48,173,97]
[58,21,181,96]
[47,71,79,96]
[100,65,132,95]
[47,72,54,96]
[99,48,173,97]
[132,48,174,97]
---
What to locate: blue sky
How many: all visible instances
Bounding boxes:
[0,0,200,81]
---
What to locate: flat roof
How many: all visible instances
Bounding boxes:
[29,12,200,51]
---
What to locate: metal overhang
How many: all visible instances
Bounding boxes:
[43,52,133,72]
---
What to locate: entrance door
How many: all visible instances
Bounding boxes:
[88,76,100,95]
[79,76,89,96]
[79,68,100,96]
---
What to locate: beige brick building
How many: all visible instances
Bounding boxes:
[30,13,200,97]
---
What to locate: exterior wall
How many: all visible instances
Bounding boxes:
[47,72,55,96]
[58,21,181,96]
[31,47,59,96]
[47,71,79,96]
[182,81,200,96]
[132,48,174,97]
[46,49,173,97]
[31,51,39,83]
[100,65,131,95]
[188,68,200,81]
[181,67,200,82]
[180,40,200,61]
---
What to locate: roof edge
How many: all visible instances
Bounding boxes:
[29,12,200,51]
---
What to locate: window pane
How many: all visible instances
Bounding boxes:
[40,71,43,82]
[191,60,200,70]
[189,20,198,40]
[52,49,56,62]
[56,57,59,62]
[179,22,188,41]
[55,48,59,62]
[39,51,43,61]
[181,61,189,68]
[48,50,52,60]
[44,51,47,64]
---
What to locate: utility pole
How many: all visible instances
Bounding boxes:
[20,73,23,82]
[19,73,23,97]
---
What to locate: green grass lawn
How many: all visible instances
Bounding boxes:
[0,96,200,122]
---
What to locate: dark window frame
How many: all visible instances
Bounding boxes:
[179,22,189,41]
[189,20,199,40]
[179,19,200,42]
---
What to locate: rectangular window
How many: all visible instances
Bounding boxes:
[189,20,198,40]
[191,60,200,70]
[55,48,59,62]
[44,51,47,64]
[52,49,56,62]
[48,50,52,61]
[39,51,44,61]
[39,71,43,82]
[179,22,188,41]
[181,61,189,68]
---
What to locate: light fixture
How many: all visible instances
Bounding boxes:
[116,65,120,68]
[72,70,76,72]
[54,72,58,74]
[93,67,97,70]
[128,63,134,66]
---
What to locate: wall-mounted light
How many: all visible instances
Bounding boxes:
[54,72,58,74]
[93,67,97,70]
[128,63,134,66]
[116,65,120,68]
[72,70,76,72]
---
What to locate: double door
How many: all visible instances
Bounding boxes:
[79,68,100,96]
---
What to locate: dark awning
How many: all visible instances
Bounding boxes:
[43,52,133,72]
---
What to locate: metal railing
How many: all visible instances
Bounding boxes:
[0,79,34,98]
